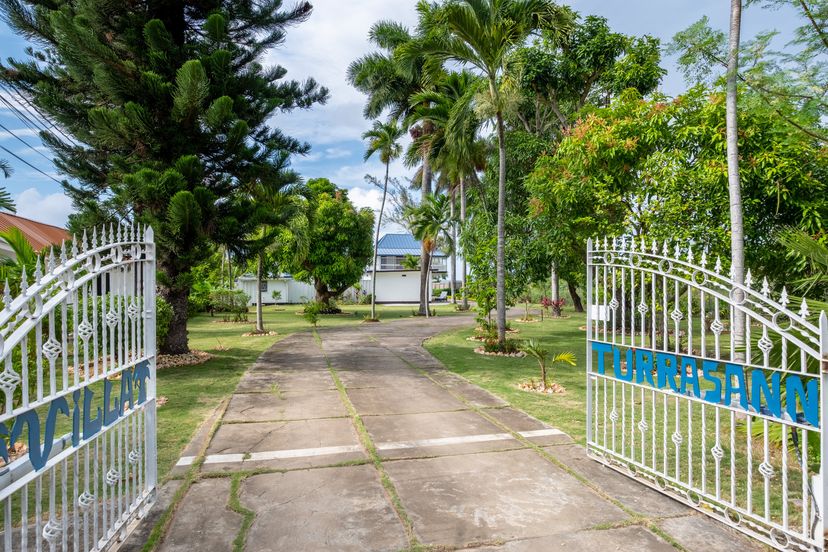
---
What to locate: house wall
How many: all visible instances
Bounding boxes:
[372,271,424,303]
[236,278,316,306]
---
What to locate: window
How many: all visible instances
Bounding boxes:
[259,280,268,292]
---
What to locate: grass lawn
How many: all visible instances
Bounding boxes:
[156,302,461,479]
[424,312,590,443]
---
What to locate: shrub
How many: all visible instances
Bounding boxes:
[303,301,322,327]
[210,288,250,321]
[482,338,521,354]
[359,292,373,305]
[156,296,173,348]
[271,290,282,303]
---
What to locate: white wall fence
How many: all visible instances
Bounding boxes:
[0,225,157,551]
[586,237,827,551]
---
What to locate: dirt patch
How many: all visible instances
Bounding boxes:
[157,350,213,369]
[241,330,279,337]
[473,347,526,358]
[518,380,566,394]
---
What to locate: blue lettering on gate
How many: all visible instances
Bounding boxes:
[3,360,153,472]
[591,343,818,428]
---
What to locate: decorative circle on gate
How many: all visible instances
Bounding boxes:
[105,310,119,328]
[627,463,637,477]
[729,287,747,306]
[709,319,725,336]
[724,507,742,526]
[77,320,94,342]
[771,312,795,332]
[658,259,673,274]
[105,469,121,486]
[78,491,96,511]
[769,527,790,549]
[757,336,774,357]
[603,252,615,265]
[0,369,21,393]
[686,491,702,507]
[691,269,707,286]
[129,449,141,465]
[42,519,62,543]
[42,338,63,361]
[655,476,667,491]
[630,254,642,268]
[758,461,775,479]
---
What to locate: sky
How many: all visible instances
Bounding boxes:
[0,0,800,230]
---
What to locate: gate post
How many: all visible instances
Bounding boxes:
[143,226,158,493]
[820,310,828,543]
[585,238,593,449]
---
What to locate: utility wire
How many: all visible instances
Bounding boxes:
[0,121,53,162]
[0,143,62,184]
[0,82,81,147]
[0,87,47,134]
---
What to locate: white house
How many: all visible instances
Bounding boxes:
[363,233,448,303]
[235,274,317,306]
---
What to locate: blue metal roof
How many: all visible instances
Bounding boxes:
[377,233,445,257]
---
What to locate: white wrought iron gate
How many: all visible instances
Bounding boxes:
[0,225,157,551]
[586,237,827,551]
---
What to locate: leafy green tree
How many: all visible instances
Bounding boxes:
[521,339,575,391]
[0,161,14,212]
[510,15,664,137]
[402,0,574,343]
[528,87,828,285]
[362,119,404,320]
[0,0,328,353]
[284,179,374,310]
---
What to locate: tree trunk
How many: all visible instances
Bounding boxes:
[726,0,746,359]
[256,251,264,332]
[567,280,584,313]
[160,285,189,355]
[460,177,468,310]
[450,187,457,304]
[551,263,561,317]
[495,108,507,344]
[424,249,433,318]
[540,362,548,392]
[314,280,335,308]
[371,161,390,320]
[418,151,433,316]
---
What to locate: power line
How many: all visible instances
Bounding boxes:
[0,82,81,147]
[0,121,53,162]
[0,143,62,184]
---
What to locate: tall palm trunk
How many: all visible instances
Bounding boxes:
[495,107,507,344]
[371,160,391,320]
[450,187,457,304]
[460,176,468,310]
[256,251,264,332]
[418,151,433,315]
[726,0,745,358]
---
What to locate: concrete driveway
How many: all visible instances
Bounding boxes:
[135,314,763,551]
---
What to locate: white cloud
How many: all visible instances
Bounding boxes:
[13,187,73,227]
[347,185,383,212]
[324,147,351,159]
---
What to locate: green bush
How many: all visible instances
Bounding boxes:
[156,296,173,348]
[359,293,373,305]
[482,338,521,354]
[302,301,321,327]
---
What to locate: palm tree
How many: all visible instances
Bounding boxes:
[521,339,576,392]
[407,70,484,306]
[726,0,746,356]
[407,193,456,318]
[401,0,573,342]
[362,119,404,320]
[0,227,37,293]
[0,160,15,212]
[348,15,444,317]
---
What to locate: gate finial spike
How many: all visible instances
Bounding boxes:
[799,298,810,318]
[780,287,789,307]
[700,249,708,267]
[602,236,608,250]
[34,256,42,282]
[70,236,78,258]
[620,236,627,250]
[673,242,681,259]
[20,266,27,293]
[92,226,98,248]
[108,223,114,244]
[60,240,67,264]
[745,269,753,288]
[714,257,722,274]
[662,240,669,256]
[761,277,770,297]
[687,243,694,263]
[651,239,657,254]
[47,248,56,272]
[81,230,88,253]
[3,280,10,309]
